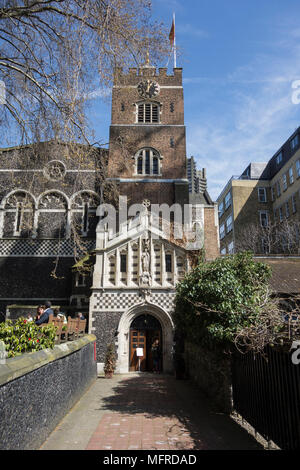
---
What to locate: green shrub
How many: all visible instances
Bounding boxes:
[174,252,272,349]
[104,343,116,374]
[0,317,57,358]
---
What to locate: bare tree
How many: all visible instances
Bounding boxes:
[0,0,169,145]
[235,219,300,255]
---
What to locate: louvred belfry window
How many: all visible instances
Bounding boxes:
[137,103,159,123]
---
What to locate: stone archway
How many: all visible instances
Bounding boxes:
[117,302,174,374]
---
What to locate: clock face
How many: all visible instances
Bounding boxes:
[137,80,160,98]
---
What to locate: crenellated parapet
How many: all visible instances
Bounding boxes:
[114,66,183,87]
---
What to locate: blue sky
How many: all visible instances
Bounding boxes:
[88,1,300,199]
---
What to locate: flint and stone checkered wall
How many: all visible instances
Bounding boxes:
[92,290,176,312]
[0,239,95,257]
[91,290,176,362]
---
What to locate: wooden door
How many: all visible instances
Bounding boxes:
[129,330,146,371]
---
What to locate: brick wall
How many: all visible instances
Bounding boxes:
[204,207,219,260]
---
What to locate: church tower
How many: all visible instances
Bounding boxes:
[89,64,219,375]
[107,63,189,207]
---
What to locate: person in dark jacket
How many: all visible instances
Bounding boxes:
[35,301,53,325]
[151,338,161,373]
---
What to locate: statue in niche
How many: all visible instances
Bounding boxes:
[140,237,152,286]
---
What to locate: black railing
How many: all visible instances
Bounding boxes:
[231,346,300,450]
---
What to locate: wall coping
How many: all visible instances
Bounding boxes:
[0,334,96,387]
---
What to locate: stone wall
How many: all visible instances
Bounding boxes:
[0,335,97,450]
[184,341,232,414]
[92,311,123,363]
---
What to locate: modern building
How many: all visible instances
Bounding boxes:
[187,156,207,194]
[217,127,300,255]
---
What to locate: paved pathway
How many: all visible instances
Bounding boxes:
[40,373,262,450]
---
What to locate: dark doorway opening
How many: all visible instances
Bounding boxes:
[129,314,162,372]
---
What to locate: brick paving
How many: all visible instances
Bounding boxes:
[41,373,262,451]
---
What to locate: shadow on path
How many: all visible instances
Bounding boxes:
[98,374,263,450]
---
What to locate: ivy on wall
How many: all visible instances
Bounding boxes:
[174,252,273,350]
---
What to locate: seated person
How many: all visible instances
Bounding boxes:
[77,312,85,320]
[54,308,67,324]
[35,305,44,323]
[26,313,34,322]
[35,301,53,325]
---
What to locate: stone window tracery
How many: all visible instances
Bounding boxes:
[3,191,35,238]
[37,191,68,239]
[71,192,100,237]
[134,148,162,176]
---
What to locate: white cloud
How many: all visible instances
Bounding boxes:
[186,28,300,201]
[177,23,209,38]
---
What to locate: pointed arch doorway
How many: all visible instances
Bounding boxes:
[117,303,174,374]
[129,314,162,372]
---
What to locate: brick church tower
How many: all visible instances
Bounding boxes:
[107,63,189,207]
[89,63,219,374]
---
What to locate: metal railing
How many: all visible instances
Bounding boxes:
[231,346,300,450]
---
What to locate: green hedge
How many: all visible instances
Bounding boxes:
[0,318,57,358]
[174,252,272,349]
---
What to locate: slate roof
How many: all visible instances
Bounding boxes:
[254,257,300,295]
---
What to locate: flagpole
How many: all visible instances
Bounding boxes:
[173,12,176,68]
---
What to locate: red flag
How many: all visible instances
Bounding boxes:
[169,18,175,46]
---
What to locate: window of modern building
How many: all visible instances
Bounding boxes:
[271,186,275,201]
[220,223,225,239]
[285,201,290,218]
[296,160,300,178]
[260,211,269,227]
[228,241,234,254]
[292,195,297,214]
[258,187,267,203]
[221,247,226,255]
[291,134,299,150]
[279,207,283,222]
[135,148,161,176]
[224,191,231,211]
[282,173,287,191]
[218,201,224,217]
[226,214,233,233]
[170,102,174,113]
[276,180,281,196]
[276,151,283,165]
[289,167,294,184]
[137,102,159,123]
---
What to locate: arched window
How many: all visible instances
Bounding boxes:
[134,148,162,176]
[3,191,35,238]
[71,191,100,237]
[38,192,68,239]
[137,102,160,123]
